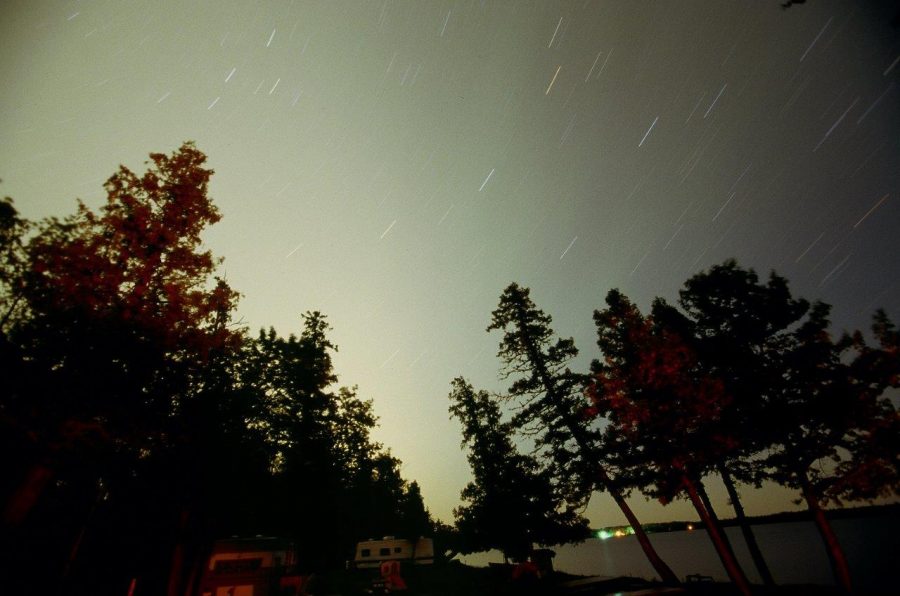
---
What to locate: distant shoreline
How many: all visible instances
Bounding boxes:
[594,502,899,535]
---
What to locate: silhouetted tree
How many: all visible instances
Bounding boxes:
[0,145,432,593]
[656,260,898,594]
[828,310,900,504]
[591,289,752,595]
[235,314,433,568]
[0,194,30,333]
[0,194,33,529]
[649,260,806,586]
[0,143,242,594]
[449,377,588,559]
[487,283,679,585]
[761,302,899,594]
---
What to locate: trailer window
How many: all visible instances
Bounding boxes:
[361,549,371,557]
[394,547,402,553]
[380,548,390,556]
[213,558,263,573]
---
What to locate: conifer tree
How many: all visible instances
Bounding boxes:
[487,283,679,585]
[449,377,588,559]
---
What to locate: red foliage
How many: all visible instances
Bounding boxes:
[27,142,240,359]
[590,297,732,476]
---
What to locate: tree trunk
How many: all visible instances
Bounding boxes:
[799,471,853,594]
[58,484,102,594]
[695,477,738,562]
[567,422,680,584]
[181,552,202,596]
[682,474,752,596]
[718,463,776,586]
[559,409,679,585]
[510,309,679,585]
[166,509,191,596]
[597,466,680,585]
[2,460,54,526]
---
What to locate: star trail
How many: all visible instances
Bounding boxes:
[1,0,898,526]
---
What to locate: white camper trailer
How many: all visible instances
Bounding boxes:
[352,536,434,569]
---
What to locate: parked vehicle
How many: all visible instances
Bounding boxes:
[352,536,434,569]
[196,536,302,596]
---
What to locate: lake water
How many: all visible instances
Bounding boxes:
[458,515,900,594]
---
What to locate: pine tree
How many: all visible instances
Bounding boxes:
[449,377,588,559]
[487,283,679,585]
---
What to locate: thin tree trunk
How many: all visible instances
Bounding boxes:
[166,509,190,596]
[57,483,103,595]
[181,550,202,596]
[799,471,853,594]
[718,463,776,586]
[695,477,738,562]
[595,465,680,585]
[558,411,680,584]
[560,407,679,585]
[682,474,752,596]
[511,309,679,586]
[2,460,54,526]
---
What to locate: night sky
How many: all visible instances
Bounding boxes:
[2,1,898,527]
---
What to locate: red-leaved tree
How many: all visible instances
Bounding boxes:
[591,289,752,595]
[2,142,240,527]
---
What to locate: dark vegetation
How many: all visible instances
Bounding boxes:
[1,144,897,595]
[450,266,898,595]
[0,144,431,595]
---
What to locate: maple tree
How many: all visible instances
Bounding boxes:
[27,141,239,353]
[647,261,807,586]
[759,302,899,594]
[3,143,241,530]
[591,289,752,595]
[634,260,898,594]
[827,310,900,505]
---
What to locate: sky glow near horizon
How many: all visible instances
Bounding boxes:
[1,0,898,527]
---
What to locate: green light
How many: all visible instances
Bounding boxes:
[597,530,613,540]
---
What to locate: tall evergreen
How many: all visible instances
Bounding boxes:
[449,377,588,559]
[487,283,679,585]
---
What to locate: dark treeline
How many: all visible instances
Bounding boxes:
[0,144,432,595]
[3,144,897,595]
[450,267,898,594]
[667,502,900,530]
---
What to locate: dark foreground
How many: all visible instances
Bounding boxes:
[317,563,844,596]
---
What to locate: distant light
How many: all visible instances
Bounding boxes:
[597,530,613,541]
[687,524,693,531]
